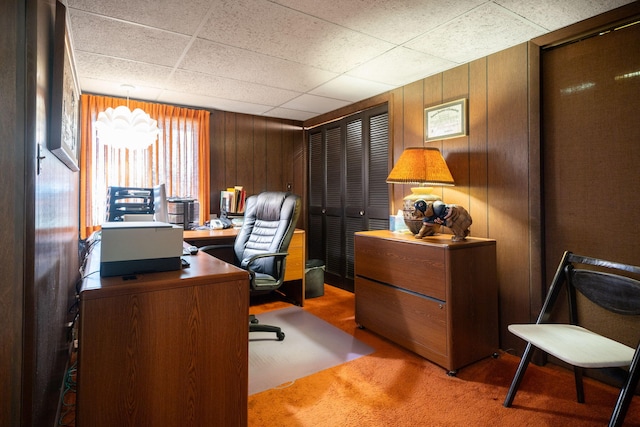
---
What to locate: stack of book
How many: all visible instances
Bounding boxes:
[220,186,246,214]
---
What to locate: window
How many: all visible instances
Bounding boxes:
[80,94,210,239]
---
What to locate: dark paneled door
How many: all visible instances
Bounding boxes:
[542,20,640,344]
[308,104,389,291]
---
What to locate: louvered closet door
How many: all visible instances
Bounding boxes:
[366,109,390,226]
[344,117,364,283]
[345,107,389,282]
[324,125,344,285]
[307,104,389,291]
[308,131,324,261]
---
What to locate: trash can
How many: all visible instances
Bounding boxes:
[305,259,325,298]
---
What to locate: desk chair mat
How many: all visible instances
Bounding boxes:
[249,306,374,395]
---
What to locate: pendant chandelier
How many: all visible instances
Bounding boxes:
[95,85,159,150]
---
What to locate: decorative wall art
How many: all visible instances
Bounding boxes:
[49,0,81,171]
[424,98,468,142]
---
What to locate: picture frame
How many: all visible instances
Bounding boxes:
[49,0,80,172]
[424,98,468,142]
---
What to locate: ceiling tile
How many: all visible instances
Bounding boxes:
[168,70,301,106]
[347,47,458,86]
[309,75,395,102]
[68,10,190,66]
[67,0,213,35]
[180,39,338,92]
[273,0,486,45]
[157,90,273,115]
[80,77,164,101]
[197,0,395,73]
[262,107,318,121]
[405,2,547,63]
[279,94,351,114]
[74,52,173,89]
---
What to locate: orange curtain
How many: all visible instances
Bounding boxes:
[79,94,210,239]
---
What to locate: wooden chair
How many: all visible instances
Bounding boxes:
[503,251,640,427]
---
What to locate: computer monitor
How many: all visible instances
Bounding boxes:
[153,184,169,223]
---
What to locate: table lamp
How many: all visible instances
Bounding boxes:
[386,147,455,233]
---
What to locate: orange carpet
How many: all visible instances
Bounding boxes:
[248,285,640,427]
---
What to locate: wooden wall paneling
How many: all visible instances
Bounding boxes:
[441,64,471,210]
[224,113,237,191]
[282,120,295,192]
[252,116,267,196]
[266,120,284,191]
[403,80,425,149]
[468,58,489,238]
[486,43,532,351]
[423,73,442,108]
[1,0,25,425]
[398,80,425,204]
[210,112,226,213]
[292,127,306,229]
[526,42,543,319]
[422,74,445,201]
[389,88,405,213]
[235,113,254,193]
[209,112,305,211]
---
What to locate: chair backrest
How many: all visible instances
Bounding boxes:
[539,252,640,326]
[233,192,301,278]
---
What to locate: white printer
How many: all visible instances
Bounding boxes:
[100,221,183,277]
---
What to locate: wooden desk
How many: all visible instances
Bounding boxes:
[77,244,249,427]
[184,228,307,306]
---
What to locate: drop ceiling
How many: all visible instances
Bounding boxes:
[66,0,634,121]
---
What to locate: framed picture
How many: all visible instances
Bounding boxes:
[49,0,80,171]
[424,98,468,142]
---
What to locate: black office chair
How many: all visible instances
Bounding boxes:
[201,192,301,341]
[503,251,640,427]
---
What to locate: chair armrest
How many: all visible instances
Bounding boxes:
[244,252,289,287]
[244,252,289,270]
[198,243,234,252]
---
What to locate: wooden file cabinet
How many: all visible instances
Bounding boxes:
[354,230,498,373]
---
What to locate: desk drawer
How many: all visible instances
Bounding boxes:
[284,232,303,281]
[355,234,446,300]
[284,250,303,281]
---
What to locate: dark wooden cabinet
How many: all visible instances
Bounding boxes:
[355,230,498,373]
[308,105,389,291]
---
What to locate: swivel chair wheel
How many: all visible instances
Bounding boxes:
[277,332,285,341]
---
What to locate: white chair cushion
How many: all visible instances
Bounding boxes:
[508,324,635,368]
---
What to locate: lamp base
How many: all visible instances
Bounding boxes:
[402,187,442,235]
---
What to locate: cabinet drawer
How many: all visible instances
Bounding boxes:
[355,234,446,300]
[355,277,447,362]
